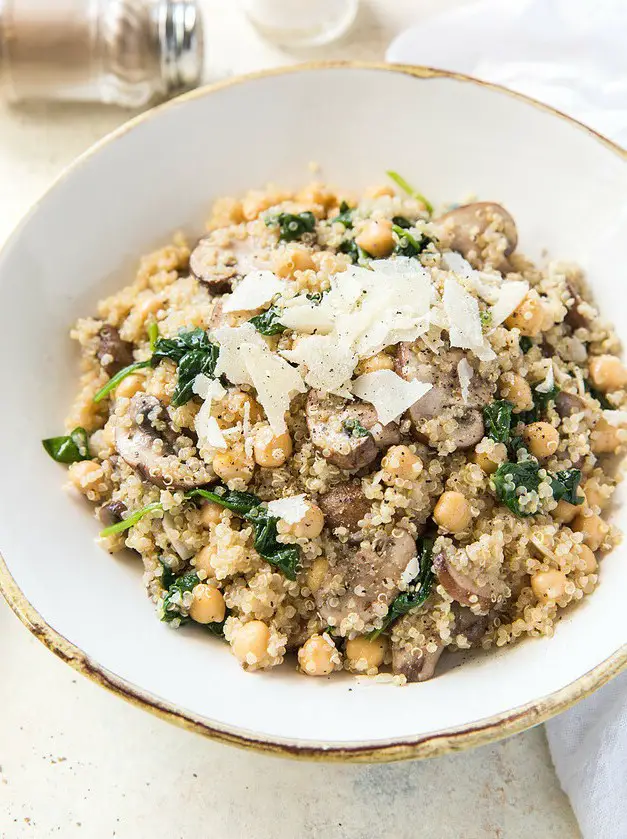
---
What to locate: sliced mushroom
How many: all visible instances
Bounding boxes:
[395,345,492,449]
[434,202,518,272]
[392,641,445,683]
[564,282,590,330]
[115,394,214,490]
[190,234,264,294]
[433,552,494,613]
[451,602,490,644]
[318,482,371,533]
[555,391,586,418]
[314,529,417,632]
[306,390,400,471]
[96,325,134,375]
[97,499,127,527]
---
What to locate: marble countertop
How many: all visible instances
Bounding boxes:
[0,1,581,836]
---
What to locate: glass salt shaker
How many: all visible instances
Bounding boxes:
[243,0,359,48]
[0,0,204,107]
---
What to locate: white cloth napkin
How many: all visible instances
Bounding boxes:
[387,3,627,836]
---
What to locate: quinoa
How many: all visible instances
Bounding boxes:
[49,179,626,684]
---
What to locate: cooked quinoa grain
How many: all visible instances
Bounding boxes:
[45,179,626,683]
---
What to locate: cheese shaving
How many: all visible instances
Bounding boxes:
[443,276,495,360]
[223,270,285,313]
[266,495,308,524]
[457,358,473,405]
[192,375,227,450]
[602,410,627,427]
[490,280,529,326]
[352,369,432,425]
[535,363,555,394]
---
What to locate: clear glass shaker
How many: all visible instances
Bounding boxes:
[243,0,359,48]
[0,0,204,107]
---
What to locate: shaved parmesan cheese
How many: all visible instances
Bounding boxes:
[442,251,475,279]
[602,410,627,426]
[239,342,306,434]
[443,276,495,360]
[352,369,432,425]
[457,358,473,405]
[281,334,356,397]
[279,303,334,333]
[535,363,555,394]
[212,324,306,434]
[400,555,419,587]
[223,270,285,313]
[266,495,308,524]
[193,375,227,450]
[490,280,529,326]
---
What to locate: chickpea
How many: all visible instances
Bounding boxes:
[499,373,533,412]
[572,512,608,551]
[382,445,423,482]
[190,584,226,625]
[531,570,568,603]
[365,184,395,199]
[552,490,586,524]
[583,478,610,512]
[232,620,271,666]
[223,390,263,424]
[115,373,145,400]
[433,491,472,533]
[355,219,395,258]
[298,634,338,676]
[355,352,395,376]
[288,502,325,539]
[194,545,215,578]
[212,444,254,484]
[473,443,507,475]
[591,418,621,454]
[199,501,223,528]
[253,426,293,468]
[345,636,388,671]
[523,422,559,459]
[577,544,598,575]
[588,355,627,392]
[274,246,316,278]
[504,294,545,337]
[297,182,337,210]
[306,557,329,593]
[68,460,102,494]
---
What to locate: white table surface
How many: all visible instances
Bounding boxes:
[0,1,582,836]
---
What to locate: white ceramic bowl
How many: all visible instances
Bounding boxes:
[1,64,626,761]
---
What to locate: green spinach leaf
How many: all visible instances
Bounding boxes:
[265,211,316,242]
[386,170,434,215]
[99,501,164,537]
[338,238,368,263]
[152,328,219,407]
[249,306,286,336]
[391,215,412,229]
[492,460,542,517]
[392,224,432,258]
[371,538,435,639]
[342,418,371,438]
[551,469,584,506]
[518,384,561,425]
[585,380,614,410]
[93,360,151,403]
[483,400,514,444]
[42,427,91,464]
[332,201,354,228]
[519,336,533,353]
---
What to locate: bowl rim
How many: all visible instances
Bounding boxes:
[1,60,626,762]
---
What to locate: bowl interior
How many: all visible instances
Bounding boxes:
[1,65,626,751]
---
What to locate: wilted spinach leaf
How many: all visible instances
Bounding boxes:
[371,538,435,639]
[483,400,514,444]
[492,460,542,517]
[265,211,316,242]
[152,328,219,407]
[332,201,354,228]
[519,336,533,353]
[551,469,584,505]
[42,427,91,464]
[249,306,286,336]
[342,418,371,438]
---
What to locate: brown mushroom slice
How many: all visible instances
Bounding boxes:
[115,394,214,490]
[96,325,134,375]
[306,390,400,471]
[314,529,417,632]
[434,202,518,271]
[555,391,586,418]
[392,641,445,683]
[396,345,491,449]
[318,482,371,533]
[564,282,591,330]
[191,234,263,295]
[451,602,490,644]
[97,499,127,527]
[433,552,493,613]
